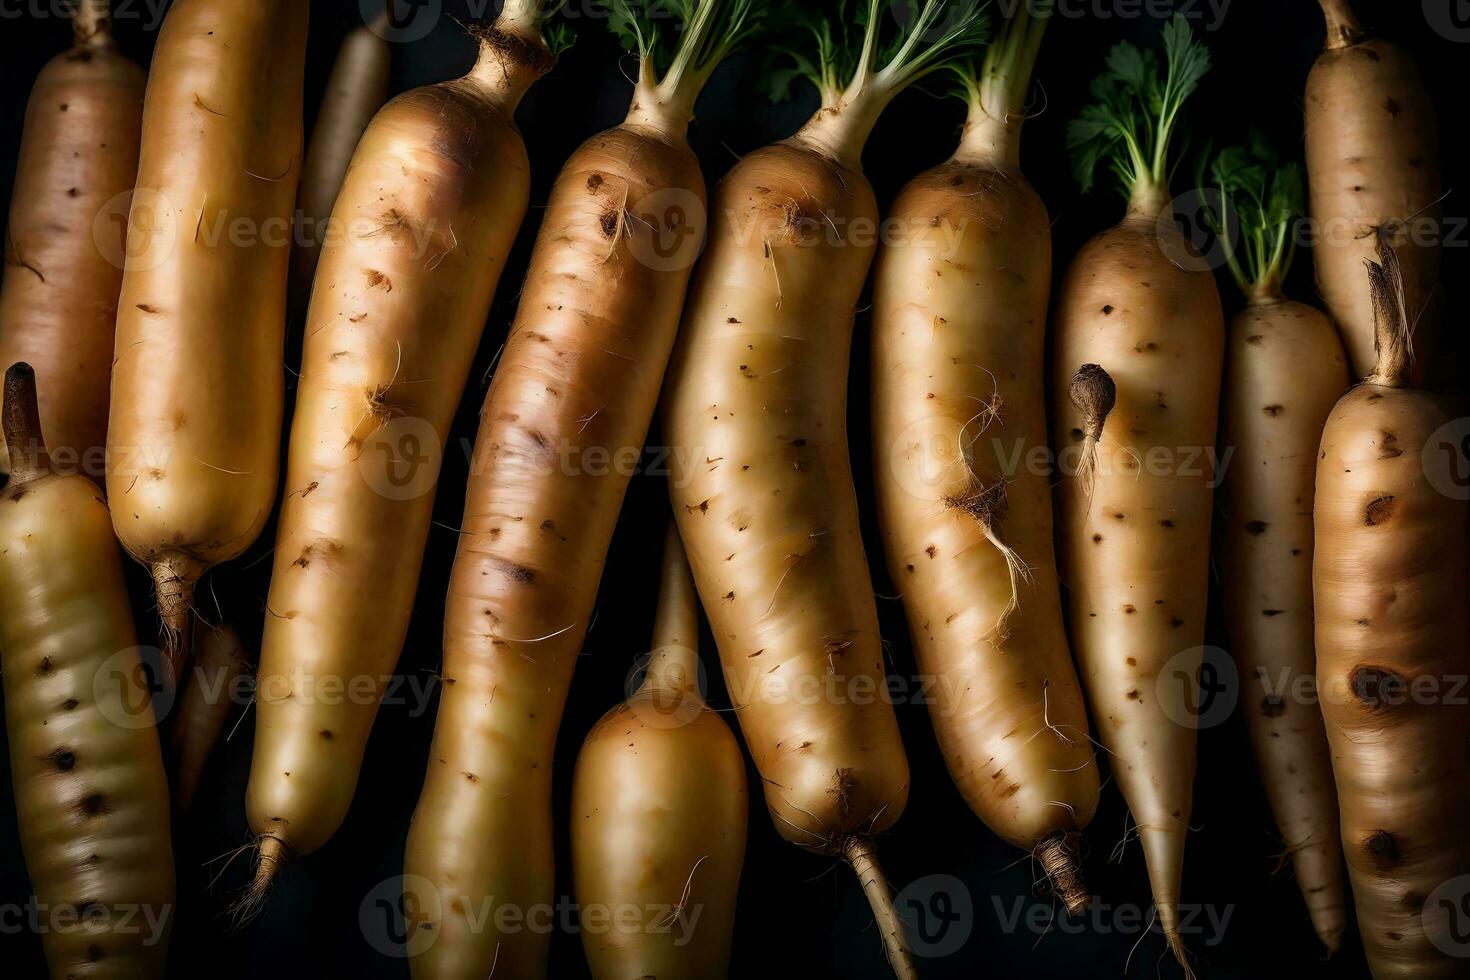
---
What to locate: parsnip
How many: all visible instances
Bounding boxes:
[665,3,989,976]
[1052,17,1221,972]
[106,0,309,683]
[0,363,175,979]
[244,1,564,906]
[171,622,249,812]
[1314,242,1470,978]
[570,526,748,979]
[870,1,1098,914]
[401,4,758,976]
[0,0,143,481]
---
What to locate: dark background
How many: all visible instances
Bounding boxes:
[1,0,1465,977]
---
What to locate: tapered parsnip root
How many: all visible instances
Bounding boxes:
[0,0,144,480]
[402,4,754,976]
[1055,18,1220,972]
[172,622,250,811]
[246,2,563,907]
[234,833,290,925]
[0,362,176,977]
[108,0,309,686]
[844,837,917,980]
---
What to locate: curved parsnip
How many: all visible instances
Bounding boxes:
[401,5,755,976]
[0,0,143,480]
[667,4,989,976]
[1209,145,1350,953]
[0,363,175,979]
[290,12,393,312]
[106,0,309,682]
[870,6,1097,913]
[244,7,558,899]
[172,622,249,812]
[1314,244,1470,978]
[1053,18,1220,970]
[571,527,748,979]
[1305,0,1440,379]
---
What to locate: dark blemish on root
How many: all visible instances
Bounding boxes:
[1160,519,1175,529]
[319,730,333,740]
[62,699,79,711]
[1122,605,1136,614]
[1262,609,1283,617]
[136,304,161,315]
[925,545,938,558]
[1263,405,1283,417]
[363,269,393,292]
[1126,689,1140,700]
[1384,97,1400,117]
[1363,830,1400,865]
[1378,431,1401,459]
[1245,520,1268,535]
[47,748,77,772]
[1102,305,1114,315]
[1351,666,1405,708]
[1246,335,1263,346]
[1261,696,1286,718]
[599,209,620,238]
[36,657,52,676]
[1125,657,1137,666]
[587,173,603,192]
[75,793,108,818]
[1365,495,1397,526]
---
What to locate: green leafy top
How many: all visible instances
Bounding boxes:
[946,0,1051,164]
[1066,14,1210,209]
[497,0,575,55]
[603,0,764,100]
[1197,133,1305,300]
[764,0,990,108]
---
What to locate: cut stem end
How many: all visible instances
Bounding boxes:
[1035,830,1089,917]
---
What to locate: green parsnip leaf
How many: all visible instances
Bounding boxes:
[1197,132,1305,297]
[1067,14,1211,200]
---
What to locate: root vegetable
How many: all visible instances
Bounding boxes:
[0,0,143,482]
[1314,242,1470,978]
[665,3,989,976]
[1305,0,1441,380]
[870,1,1097,915]
[400,4,758,975]
[171,622,249,813]
[1053,17,1220,972]
[570,526,747,979]
[106,0,310,683]
[289,9,394,313]
[0,363,175,978]
[1207,139,1350,953]
[243,2,564,905]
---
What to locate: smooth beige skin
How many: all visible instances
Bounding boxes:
[1218,296,1349,953]
[1305,0,1441,380]
[106,0,308,670]
[290,17,393,312]
[0,2,143,480]
[1315,325,1469,978]
[1051,198,1224,951]
[247,25,548,868]
[402,90,707,979]
[571,529,748,980]
[871,111,1098,880]
[0,368,175,979]
[171,622,248,812]
[666,123,911,849]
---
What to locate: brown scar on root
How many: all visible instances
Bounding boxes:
[1068,363,1117,512]
[944,480,1034,639]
